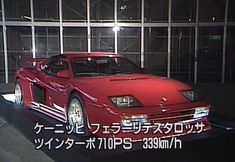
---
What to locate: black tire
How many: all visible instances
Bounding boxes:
[14,79,24,108]
[67,93,89,136]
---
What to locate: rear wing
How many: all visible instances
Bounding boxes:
[25,58,47,69]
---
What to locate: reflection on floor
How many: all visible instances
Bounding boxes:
[0,93,235,162]
[2,94,15,103]
[0,116,54,162]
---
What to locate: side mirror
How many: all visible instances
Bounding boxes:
[141,67,147,73]
[57,70,70,78]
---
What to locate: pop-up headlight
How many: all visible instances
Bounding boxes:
[110,95,141,108]
[181,90,204,102]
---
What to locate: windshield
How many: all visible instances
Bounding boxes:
[71,57,143,77]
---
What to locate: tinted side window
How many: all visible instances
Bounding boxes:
[43,59,68,75]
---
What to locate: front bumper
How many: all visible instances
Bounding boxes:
[86,100,211,141]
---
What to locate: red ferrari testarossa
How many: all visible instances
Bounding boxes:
[14,52,210,140]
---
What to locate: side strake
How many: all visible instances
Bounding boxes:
[31,101,66,123]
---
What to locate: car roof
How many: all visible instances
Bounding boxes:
[51,52,123,59]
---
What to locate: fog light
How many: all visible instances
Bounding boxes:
[194,106,209,118]
[121,114,148,127]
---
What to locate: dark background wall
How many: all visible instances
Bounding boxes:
[0,0,234,83]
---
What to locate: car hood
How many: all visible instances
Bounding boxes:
[74,74,191,107]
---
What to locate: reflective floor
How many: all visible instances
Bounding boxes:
[0,94,235,162]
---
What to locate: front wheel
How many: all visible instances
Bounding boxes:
[14,80,24,107]
[67,94,89,136]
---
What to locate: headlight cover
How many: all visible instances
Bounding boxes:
[110,95,141,108]
[181,90,204,102]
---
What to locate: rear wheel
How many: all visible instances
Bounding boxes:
[14,80,24,107]
[67,94,89,136]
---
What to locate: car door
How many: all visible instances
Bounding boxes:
[40,57,70,121]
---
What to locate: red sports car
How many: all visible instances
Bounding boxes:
[14,52,210,140]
